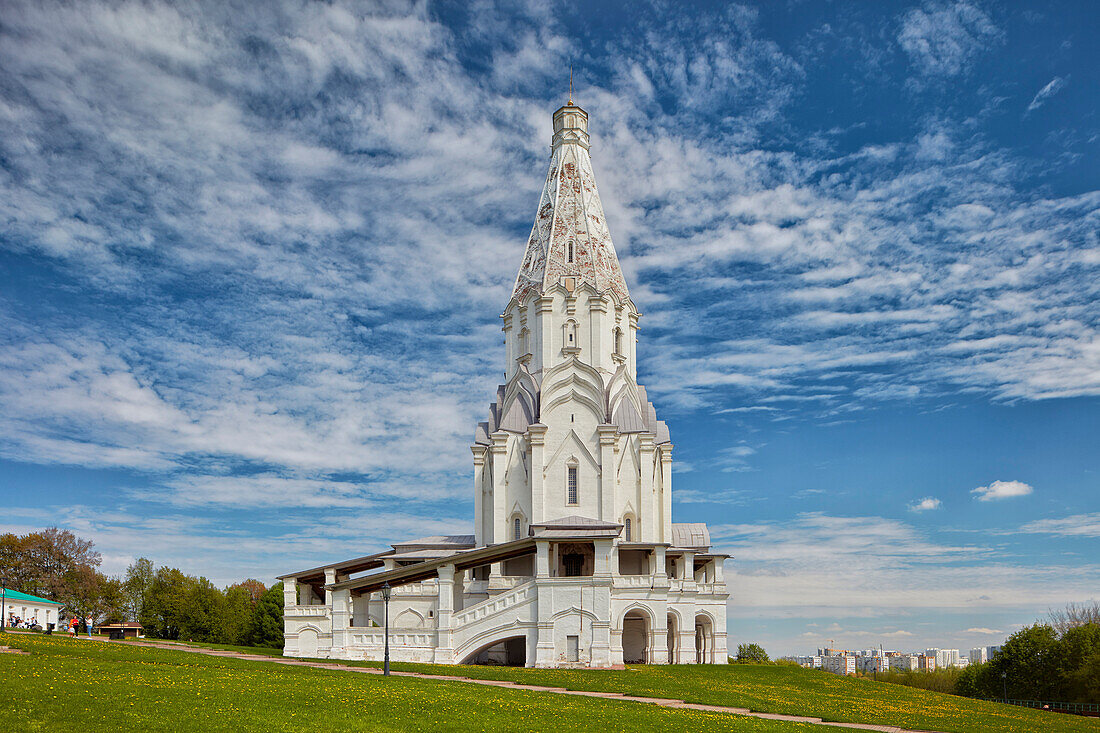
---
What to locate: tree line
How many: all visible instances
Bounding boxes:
[1,528,282,647]
[876,603,1099,704]
[956,603,1100,704]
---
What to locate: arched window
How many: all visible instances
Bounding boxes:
[567,466,578,505]
[514,517,522,541]
[563,320,578,350]
[567,239,574,263]
[518,327,529,356]
[624,517,632,542]
[613,327,623,356]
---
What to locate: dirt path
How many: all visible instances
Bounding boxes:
[114,639,944,733]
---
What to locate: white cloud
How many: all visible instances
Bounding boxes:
[897,1,1001,78]
[714,512,1099,616]
[1026,76,1069,113]
[909,497,942,512]
[1019,512,1100,538]
[965,627,1003,634]
[971,480,1033,502]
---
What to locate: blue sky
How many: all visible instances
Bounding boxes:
[1,0,1097,655]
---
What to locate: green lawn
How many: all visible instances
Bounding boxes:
[0,632,825,732]
[328,656,1099,733]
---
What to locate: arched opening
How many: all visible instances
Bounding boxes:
[461,635,527,666]
[562,319,579,351]
[622,610,649,664]
[613,327,623,355]
[667,613,679,664]
[513,516,523,541]
[567,239,574,263]
[695,614,714,664]
[623,517,632,541]
[297,628,319,657]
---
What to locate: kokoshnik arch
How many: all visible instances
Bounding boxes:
[279,99,730,668]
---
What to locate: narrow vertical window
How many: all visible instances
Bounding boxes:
[567,466,578,505]
[624,518,632,542]
[567,240,574,263]
[614,327,622,355]
[514,517,522,541]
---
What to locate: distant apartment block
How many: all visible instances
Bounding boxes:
[821,655,857,675]
[969,647,988,664]
[889,654,918,671]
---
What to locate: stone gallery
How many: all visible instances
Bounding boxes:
[280,99,729,667]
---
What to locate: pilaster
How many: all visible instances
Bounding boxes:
[660,446,674,543]
[490,432,509,544]
[638,434,655,540]
[434,565,455,664]
[472,445,488,546]
[597,424,618,524]
[324,568,336,605]
[331,587,350,651]
[536,295,554,371]
[528,424,547,524]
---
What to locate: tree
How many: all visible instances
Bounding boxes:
[1048,601,1100,636]
[141,567,193,639]
[0,528,101,598]
[123,557,155,621]
[55,565,123,630]
[221,584,257,646]
[249,583,284,648]
[975,624,1061,701]
[736,643,770,663]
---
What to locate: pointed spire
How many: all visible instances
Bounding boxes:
[510,103,630,305]
[568,65,573,105]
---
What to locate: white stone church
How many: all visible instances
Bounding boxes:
[280,99,729,667]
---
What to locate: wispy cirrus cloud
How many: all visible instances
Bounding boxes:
[1019,513,1100,538]
[1026,76,1069,114]
[897,1,1002,78]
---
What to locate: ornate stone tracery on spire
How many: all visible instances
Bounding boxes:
[511,104,630,305]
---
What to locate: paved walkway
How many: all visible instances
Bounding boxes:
[109,639,946,733]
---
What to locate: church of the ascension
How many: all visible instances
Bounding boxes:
[280,99,729,667]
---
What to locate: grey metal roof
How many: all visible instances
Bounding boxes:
[612,399,647,433]
[390,549,464,561]
[530,515,622,530]
[498,397,533,433]
[532,528,622,539]
[670,522,710,549]
[276,549,393,583]
[392,535,475,550]
[474,421,491,445]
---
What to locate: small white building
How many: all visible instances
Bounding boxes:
[2,588,61,629]
[279,99,729,668]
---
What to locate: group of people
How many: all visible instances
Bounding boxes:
[4,614,42,630]
[2,614,93,635]
[66,616,93,636]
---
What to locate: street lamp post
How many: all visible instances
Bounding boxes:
[381,582,392,677]
[1002,671,1008,703]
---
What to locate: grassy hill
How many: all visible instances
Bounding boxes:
[4,633,1098,732]
[340,657,1099,733]
[0,632,835,732]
